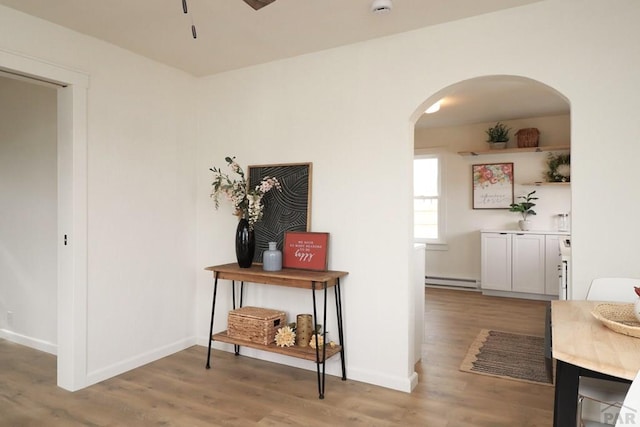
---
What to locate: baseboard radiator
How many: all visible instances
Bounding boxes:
[425,275,479,289]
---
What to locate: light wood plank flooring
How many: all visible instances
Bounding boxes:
[0,288,554,426]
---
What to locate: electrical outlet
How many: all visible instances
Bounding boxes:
[7,311,13,328]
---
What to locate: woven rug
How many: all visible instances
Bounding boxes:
[460,329,553,386]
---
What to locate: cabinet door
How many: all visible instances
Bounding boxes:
[512,233,545,294]
[481,233,512,291]
[545,235,561,296]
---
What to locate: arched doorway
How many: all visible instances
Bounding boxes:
[412,75,570,293]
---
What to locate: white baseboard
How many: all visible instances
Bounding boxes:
[0,329,57,355]
[85,337,197,387]
[425,276,479,289]
[197,342,418,393]
[348,366,418,393]
[481,289,558,301]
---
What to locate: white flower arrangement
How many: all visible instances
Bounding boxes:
[308,334,324,349]
[210,157,281,229]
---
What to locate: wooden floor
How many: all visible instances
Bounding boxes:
[0,288,554,426]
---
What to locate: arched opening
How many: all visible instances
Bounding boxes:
[412,74,570,288]
[410,74,571,382]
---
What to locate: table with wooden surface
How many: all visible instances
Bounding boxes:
[204,263,349,399]
[551,300,640,426]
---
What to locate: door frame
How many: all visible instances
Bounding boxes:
[0,48,89,391]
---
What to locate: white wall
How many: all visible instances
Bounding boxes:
[0,6,198,387]
[195,0,640,391]
[412,244,426,365]
[194,60,417,390]
[415,114,571,281]
[0,76,57,353]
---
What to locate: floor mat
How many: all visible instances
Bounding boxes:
[460,329,553,386]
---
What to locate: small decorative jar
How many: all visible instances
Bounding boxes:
[262,241,282,271]
[557,213,570,232]
[296,314,313,347]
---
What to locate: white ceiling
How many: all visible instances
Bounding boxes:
[0,0,570,127]
[0,0,543,77]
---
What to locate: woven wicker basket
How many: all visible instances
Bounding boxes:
[591,303,640,338]
[515,128,540,148]
[227,306,286,345]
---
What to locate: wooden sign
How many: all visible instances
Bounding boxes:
[283,232,329,271]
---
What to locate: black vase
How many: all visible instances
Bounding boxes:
[235,218,255,268]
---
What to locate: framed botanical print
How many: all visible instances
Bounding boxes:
[472,163,514,209]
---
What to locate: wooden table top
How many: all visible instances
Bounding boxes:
[552,300,640,380]
[204,263,348,289]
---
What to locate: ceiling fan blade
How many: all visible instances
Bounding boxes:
[242,0,277,10]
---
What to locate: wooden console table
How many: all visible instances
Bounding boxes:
[204,263,348,399]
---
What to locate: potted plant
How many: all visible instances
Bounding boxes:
[546,152,571,182]
[509,190,537,230]
[485,122,511,149]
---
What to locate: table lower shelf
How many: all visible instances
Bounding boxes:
[212,331,342,362]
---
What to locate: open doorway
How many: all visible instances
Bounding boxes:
[410,78,570,424]
[412,75,571,295]
[0,49,89,391]
[0,74,57,354]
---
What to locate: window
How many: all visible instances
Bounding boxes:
[414,151,445,243]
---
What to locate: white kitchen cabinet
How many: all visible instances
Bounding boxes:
[512,233,545,294]
[481,231,567,298]
[481,232,512,291]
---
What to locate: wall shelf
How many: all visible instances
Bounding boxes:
[458,145,570,156]
[521,182,570,186]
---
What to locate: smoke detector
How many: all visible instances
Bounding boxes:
[371,0,393,14]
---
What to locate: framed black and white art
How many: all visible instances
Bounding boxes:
[248,162,312,262]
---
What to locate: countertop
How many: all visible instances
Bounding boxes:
[481,229,570,235]
[551,300,640,381]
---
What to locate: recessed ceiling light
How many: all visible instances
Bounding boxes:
[425,100,441,114]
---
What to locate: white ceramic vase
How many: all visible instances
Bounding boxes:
[262,241,282,271]
[518,220,531,231]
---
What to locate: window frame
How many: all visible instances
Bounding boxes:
[413,149,447,245]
